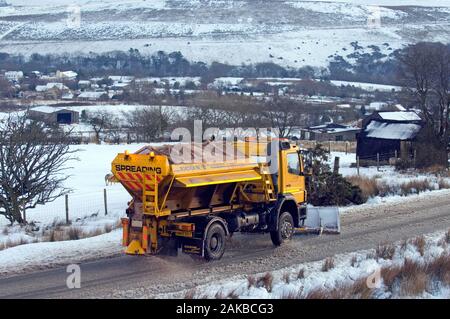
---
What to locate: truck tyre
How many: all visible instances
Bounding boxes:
[204,223,226,261]
[270,212,294,246]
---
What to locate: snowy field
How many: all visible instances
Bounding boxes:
[329,80,402,92]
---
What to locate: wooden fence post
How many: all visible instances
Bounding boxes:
[345,142,348,155]
[377,153,380,171]
[65,194,69,224]
[333,157,340,175]
[357,156,360,176]
[414,149,417,168]
[104,188,108,216]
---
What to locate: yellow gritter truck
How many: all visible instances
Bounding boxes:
[112,139,338,260]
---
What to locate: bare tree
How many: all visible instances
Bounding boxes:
[123,106,173,142]
[261,99,298,138]
[398,42,450,167]
[86,110,115,144]
[0,78,15,98]
[0,113,78,225]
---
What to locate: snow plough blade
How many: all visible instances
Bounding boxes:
[296,206,341,234]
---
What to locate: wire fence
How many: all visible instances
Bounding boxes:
[296,140,357,153]
[1,188,130,227]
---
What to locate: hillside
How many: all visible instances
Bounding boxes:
[0,0,449,67]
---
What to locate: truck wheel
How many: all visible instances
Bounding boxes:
[204,223,226,261]
[270,212,294,246]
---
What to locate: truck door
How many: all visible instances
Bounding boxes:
[280,150,306,204]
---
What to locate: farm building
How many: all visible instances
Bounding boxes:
[357,111,425,163]
[78,91,108,101]
[297,123,360,142]
[4,71,23,82]
[28,106,79,125]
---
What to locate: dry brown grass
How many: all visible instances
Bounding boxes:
[282,272,290,284]
[332,277,374,299]
[346,175,379,199]
[376,243,396,260]
[445,230,450,245]
[400,179,432,195]
[68,227,83,240]
[104,224,113,233]
[304,276,374,299]
[437,178,450,189]
[411,235,426,256]
[399,259,428,296]
[46,229,65,242]
[184,288,196,299]
[322,257,335,272]
[351,255,358,267]
[0,237,36,251]
[281,289,302,299]
[247,275,256,289]
[257,272,273,292]
[426,253,450,285]
[380,256,449,296]
[400,239,408,251]
[304,288,328,299]
[347,175,442,200]
[401,271,428,296]
[227,288,240,299]
[214,289,224,299]
[418,165,450,177]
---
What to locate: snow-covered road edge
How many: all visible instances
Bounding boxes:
[0,230,122,276]
[155,230,450,299]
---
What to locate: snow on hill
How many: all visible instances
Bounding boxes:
[0,1,449,67]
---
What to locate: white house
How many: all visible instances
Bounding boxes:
[4,71,24,82]
[78,91,108,101]
[35,82,69,92]
[78,80,91,89]
[56,70,78,80]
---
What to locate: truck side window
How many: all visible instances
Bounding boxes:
[287,153,301,175]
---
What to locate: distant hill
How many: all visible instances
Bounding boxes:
[0,1,449,67]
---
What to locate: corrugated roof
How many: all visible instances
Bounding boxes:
[378,111,421,122]
[365,121,422,140]
[30,106,61,113]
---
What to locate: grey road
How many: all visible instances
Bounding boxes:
[0,192,449,298]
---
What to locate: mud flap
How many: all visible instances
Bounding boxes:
[158,238,179,256]
[180,238,203,256]
[297,206,340,234]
